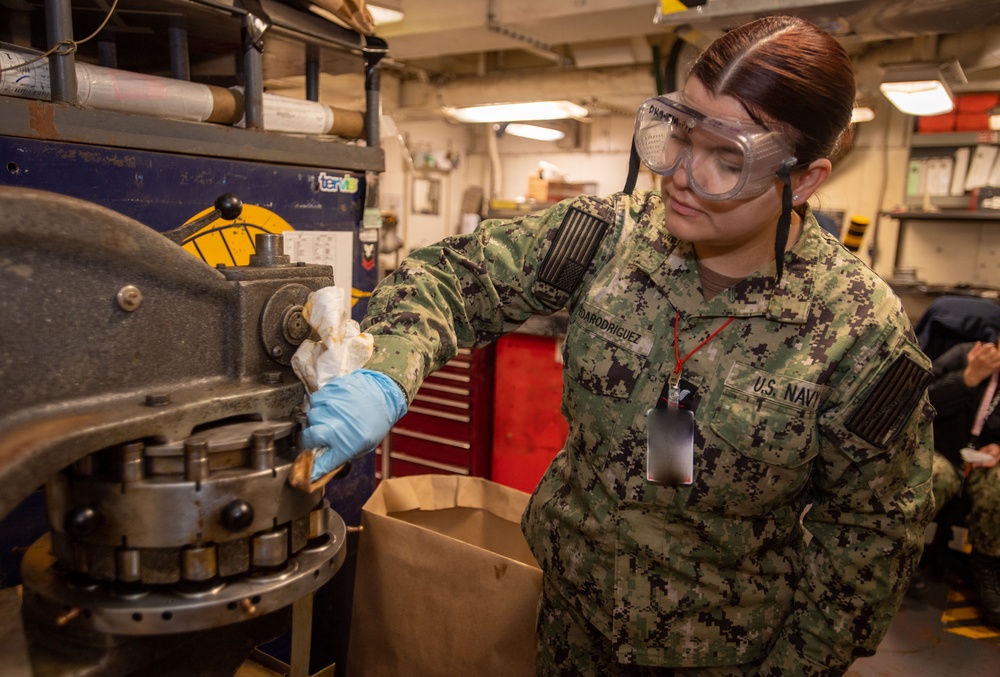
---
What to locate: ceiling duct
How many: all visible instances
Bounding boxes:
[486,0,570,65]
[655,0,1000,51]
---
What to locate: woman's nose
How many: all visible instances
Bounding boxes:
[670,160,691,189]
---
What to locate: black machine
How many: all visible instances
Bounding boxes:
[0,1,389,674]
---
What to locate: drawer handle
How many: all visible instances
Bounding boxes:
[407,406,471,423]
[391,428,471,449]
[420,382,471,397]
[430,372,471,383]
[388,452,470,475]
[413,393,470,410]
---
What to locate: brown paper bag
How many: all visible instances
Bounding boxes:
[346,475,542,677]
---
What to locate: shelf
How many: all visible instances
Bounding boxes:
[0,0,388,145]
[0,0,377,78]
[912,131,1000,147]
[881,210,1000,222]
[0,96,383,172]
[903,195,970,211]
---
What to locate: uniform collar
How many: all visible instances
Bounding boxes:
[633,205,821,324]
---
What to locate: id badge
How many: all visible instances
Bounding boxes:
[646,406,694,485]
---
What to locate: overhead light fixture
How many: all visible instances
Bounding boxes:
[312,2,402,26]
[368,1,404,25]
[850,106,875,124]
[503,123,566,141]
[446,101,588,124]
[879,59,966,117]
[880,80,953,116]
[990,106,1000,132]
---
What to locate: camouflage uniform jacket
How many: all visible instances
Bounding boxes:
[360,190,935,675]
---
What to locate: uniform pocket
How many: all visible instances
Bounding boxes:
[687,392,818,514]
[562,319,650,474]
[563,322,646,400]
[711,393,817,468]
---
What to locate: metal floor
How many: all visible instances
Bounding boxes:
[847,572,1000,676]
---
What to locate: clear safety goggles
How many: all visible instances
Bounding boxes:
[634,92,797,201]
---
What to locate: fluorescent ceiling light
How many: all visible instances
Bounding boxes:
[504,123,566,141]
[446,101,588,123]
[312,2,403,26]
[880,79,954,116]
[850,106,875,124]
[879,60,965,117]
[368,3,404,25]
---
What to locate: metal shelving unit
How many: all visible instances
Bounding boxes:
[906,131,1000,211]
[0,0,387,162]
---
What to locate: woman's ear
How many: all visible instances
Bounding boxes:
[791,158,832,206]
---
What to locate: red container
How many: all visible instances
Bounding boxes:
[491,333,568,493]
[956,93,999,113]
[917,112,956,133]
[955,113,990,132]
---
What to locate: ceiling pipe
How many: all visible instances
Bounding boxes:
[939,28,1000,74]
[486,0,570,67]
[396,63,657,117]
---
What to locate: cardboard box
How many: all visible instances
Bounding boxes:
[346,475,542,677]
[527,177,598,202]
[527,176,550,202]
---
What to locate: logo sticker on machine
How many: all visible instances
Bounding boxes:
[318,172,359,193]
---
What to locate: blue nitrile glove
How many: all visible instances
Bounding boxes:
[301,369,408,480]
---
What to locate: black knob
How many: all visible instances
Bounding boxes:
[215,193,244,221]
[64,506,102,538]
[221,500,255,532]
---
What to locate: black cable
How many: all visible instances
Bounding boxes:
[0,0,120,73]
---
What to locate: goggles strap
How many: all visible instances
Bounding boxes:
[775,164,793,282]
[623,135,641,195]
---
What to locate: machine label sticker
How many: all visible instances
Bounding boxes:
[361,242,376,271]
[318,172,359,193]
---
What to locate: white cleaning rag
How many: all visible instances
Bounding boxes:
[291,286,374,398]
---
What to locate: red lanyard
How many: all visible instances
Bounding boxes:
[669,311,733,406]
[673,311,734,375]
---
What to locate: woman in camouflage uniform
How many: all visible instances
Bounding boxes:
[302,15,935,677]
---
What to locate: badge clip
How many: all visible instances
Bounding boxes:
[667,371,682,408]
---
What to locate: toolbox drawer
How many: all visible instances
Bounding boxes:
[378,345,495,480]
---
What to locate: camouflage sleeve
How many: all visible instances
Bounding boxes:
[359,193,629,402]
[758,305,935,676]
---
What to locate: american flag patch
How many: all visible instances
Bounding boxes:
[537,206,608,294]
[846,353,932,448]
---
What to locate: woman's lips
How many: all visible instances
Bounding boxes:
[669,195,703,217]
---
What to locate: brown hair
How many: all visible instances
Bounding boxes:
[690,15,855,165]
